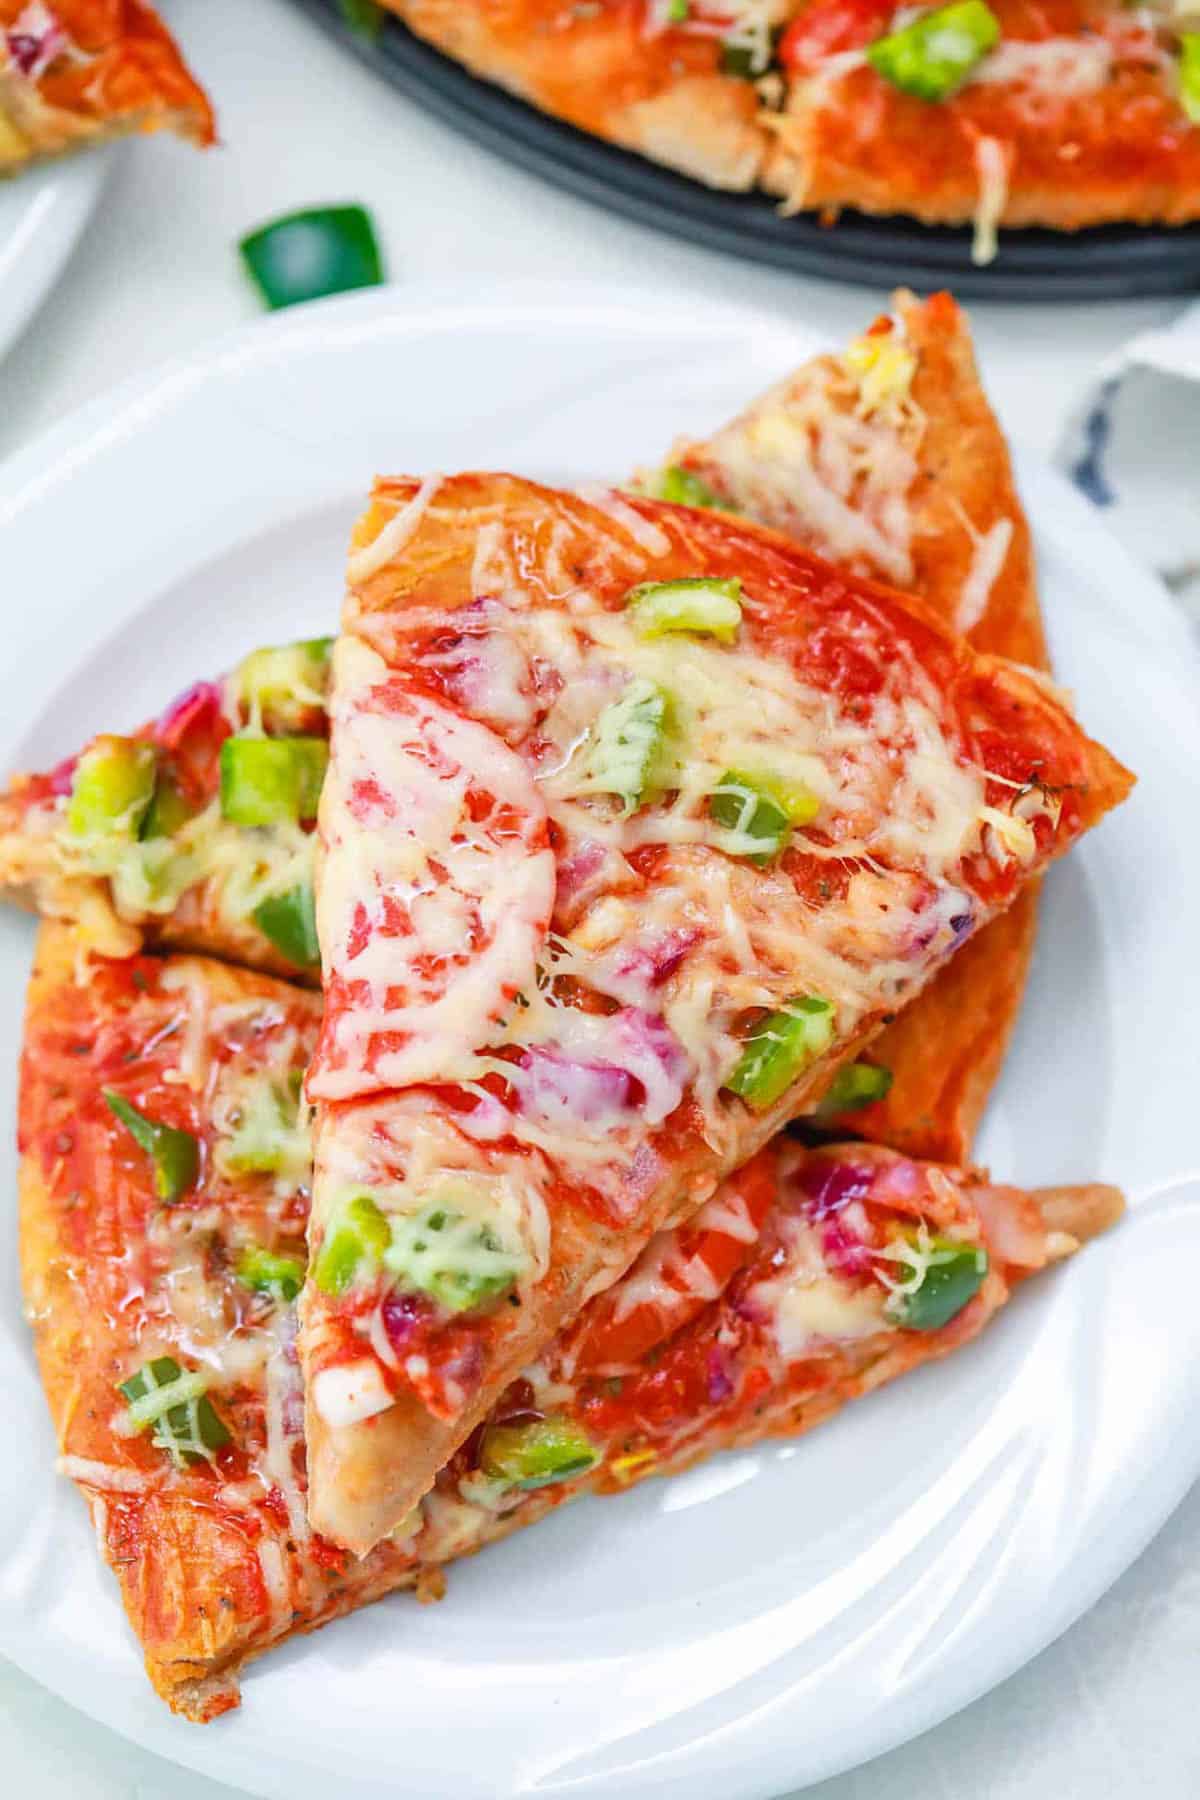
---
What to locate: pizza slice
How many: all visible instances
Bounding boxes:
[303,468,1130,1550]
[20,922,1122,1717]
[647,288,1046,1160]
[0,638,332,977]
[378,0,779,191]
[763,0,1200,254]
[0,1,213,174]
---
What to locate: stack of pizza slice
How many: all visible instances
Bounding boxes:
[8,291,1133,1718]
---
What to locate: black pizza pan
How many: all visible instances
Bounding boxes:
[293,0,1200,301]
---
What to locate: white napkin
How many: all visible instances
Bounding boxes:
[1058,301,1200,624]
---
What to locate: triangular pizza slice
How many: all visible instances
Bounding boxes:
[20,923,1121,1717]
[648,288,1047,1159]
[302,469,1130,1550]
[0,1,213,173]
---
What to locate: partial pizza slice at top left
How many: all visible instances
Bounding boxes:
[302,470,1132,1552]
[0,1,214,174]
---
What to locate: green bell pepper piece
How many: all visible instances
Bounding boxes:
[479,1416,599,1490]
[577,678,668,816]
[118,1355,230,1466]
[338,0,385,38]
[232,638,334,733]
[726,996,836,1110]
[66,736,157,839]
[219,735,328,827]
[885,1236,988,1331]
[103,1090,199,1203]
[628,577,743,643]
[253,883,321,969]
[814,1060,894,1116]
[383,1203,522,1314]
[1181,35,1200,123]
[866,0,1000,101]
[650,464,729,510]
[140,770,195,841]
[240,206,384,312]
[709,768,820,862]
[235,1246,306,1303]
[313,1194,392,1295]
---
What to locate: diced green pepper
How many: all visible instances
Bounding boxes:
[215,1070,311,1182]
[253,883,321,968]
[651,464,729,511]
[884,1236,988,1331]
[1181,35,1200,123]
[235,1245,306,1303]
[814,1060,894,1117]
[338,0,385,38]
[103,1090,199,1203]
[628,577,743,644]
[383,1202,522,1314]
[479,1416,599,1490]
[709,769,820,863]
[118,1356,230,1467]
[667,0,689,21]
[140,770,195,841]
[725,996,836,1110]
[866,0,1000,102]
[66,736,157,839]
[231,638,334,733]
[219,735,328,827]
[313,1194,392,1295]
[240,206,384,312]
[576,678,668,816]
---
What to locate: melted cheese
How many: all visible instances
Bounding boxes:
[971,135,1011,268]
[312,636,555,1099]
[751,1218,887,1358]
[347,474,442,584]
[955,517,1014,634]
[312,1358,392,1428]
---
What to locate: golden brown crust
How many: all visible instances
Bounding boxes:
[385,0,770,188]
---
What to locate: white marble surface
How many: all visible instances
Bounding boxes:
[0,0,1196,1792]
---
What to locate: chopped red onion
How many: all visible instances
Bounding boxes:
[154,679,225,751]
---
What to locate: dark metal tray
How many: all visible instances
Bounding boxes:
[295,0,1200,301]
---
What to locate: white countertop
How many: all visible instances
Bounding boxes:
[2,1,1196,1792]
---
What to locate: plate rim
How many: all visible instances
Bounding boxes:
[0,280,1198,1800]
[0,149,110,362]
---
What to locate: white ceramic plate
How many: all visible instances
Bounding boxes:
[0,150,109,357]
[0,284,1198,1800]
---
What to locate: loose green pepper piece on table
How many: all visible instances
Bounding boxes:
[67,736,157,839]
[239,206,384,312]
[232,638,334,733]
[479,1416,600,1490]
[313,1194,393,1295]
[709,769,820,863]
[118,1356,230,1466]
[726,996,836,1110]
[383,1203,522,1314]
[219,735,328,827]
[628,577,743,643]
[1181,35,1200,124]
[883,1235,988,1331]
[814,1060,894,1116]
[103,1090,199,1203]
[576,678,668,815]
[235,1246,307,1303]
[649,464,729,510]
[866,0,1000,101]
[254,883,321,969]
